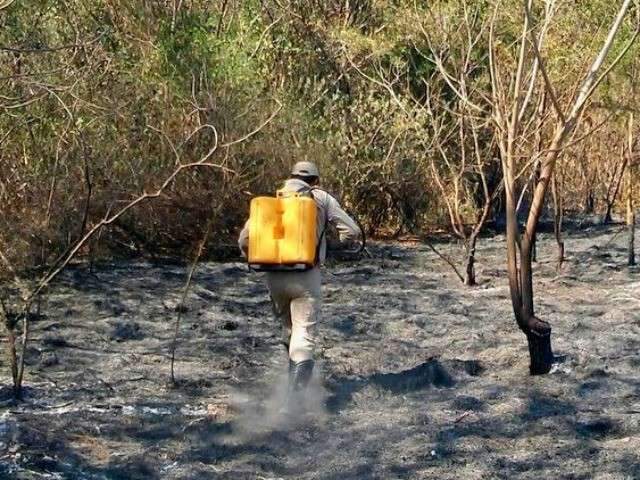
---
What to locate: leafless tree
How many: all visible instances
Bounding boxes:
[501,0,637,373]
[429,0,638,374]
[429,111,499,286]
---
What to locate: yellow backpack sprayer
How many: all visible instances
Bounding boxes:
[247,186,366,271]
[248,187,323,271]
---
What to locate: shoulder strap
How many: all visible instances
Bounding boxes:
[276,183,312,198]
[277,184,329,265]
[297,185,313,197]
[307,187,329,265]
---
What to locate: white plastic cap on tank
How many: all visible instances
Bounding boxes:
[291,161,320,178]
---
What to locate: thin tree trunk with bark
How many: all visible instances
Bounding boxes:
[584,190,595,214]
[552,174,565,270]
[603,152,627,224]
[628,173,636,266]
[464,236,477,286]
[531,92,546,264]
[627,113,636,266]
[3,317,19,396]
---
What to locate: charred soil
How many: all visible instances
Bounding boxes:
[1,224,639,479]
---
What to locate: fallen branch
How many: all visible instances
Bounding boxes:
[424,239,465,284]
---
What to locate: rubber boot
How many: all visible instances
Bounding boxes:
[289,359,314,392]
[281,359,314,416]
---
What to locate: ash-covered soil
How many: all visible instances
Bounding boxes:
[1,224,639,479]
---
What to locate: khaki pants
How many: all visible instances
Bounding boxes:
[266,267,321,362]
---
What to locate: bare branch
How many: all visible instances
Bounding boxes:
[582,27,640,110]
[25,125,226,305]
[221,99,282,147]
[522,0,565,123]
[170,203,221,383]
[344,53,408,114]
[250,16,283,59]
[568,0,637,122]
[424,239,465,284]
[0,0,16,11]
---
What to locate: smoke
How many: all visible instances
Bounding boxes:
[222,361,328,443]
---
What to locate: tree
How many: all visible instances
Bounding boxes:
[428,0,638,373]
[429,110,500,286]
[498,0,638,374]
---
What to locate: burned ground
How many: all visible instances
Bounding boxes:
[1,224,639,479]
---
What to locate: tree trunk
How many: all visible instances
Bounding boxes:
[2,311,20,398]
[464,236,477,286]
[603,155,627,224]
[504,128,567,376]
[515,125,578,374]
[627,114,636,267]
[581,144,595,215]
[531,232,537,263]
[519,235,553,375]
[603,205,613,225]
[504,158,553,375]
[15,311,30,399]
[552,175,565,270]
[629,202,636,267]
[526,324,554,375]
[584,191,595,214]
[531,93,544,266]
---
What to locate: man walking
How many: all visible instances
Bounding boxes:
[238,161,361,411]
